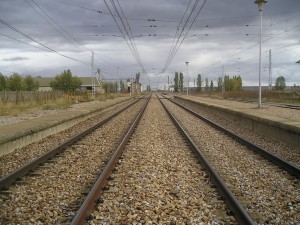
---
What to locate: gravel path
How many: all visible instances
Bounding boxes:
[0,99,145,224]
[0,99,135,178]
[174,97,300,167]
[88,95,233,224]
[164,98,300,224]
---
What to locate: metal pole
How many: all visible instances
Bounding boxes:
[91,51,95,97]
[269,49,272,91]
[222,65,225,94]
[185,62,189,95]
[258,10,262,108]
[168,75,169,92]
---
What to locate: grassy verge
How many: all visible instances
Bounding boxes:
[0,93,130,116]
[0,98,75,116]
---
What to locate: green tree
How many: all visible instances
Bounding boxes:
[275,76,286,90]
[296,60,300,65]
[224,75,229,91]
[174,72,179,92]
[24,75,39,91]
[120,80,125,91]
[179,72,184,92]
[146,85,151,92]
[50,69,82,94]
[210,80,214,92]
[0,73,6,91]
[205,78,209,92]
[7,73,24,91]
[135,72,140,83]
[114,81,118,92]
[224,75,242,91]
[217,77,223,92]
[196,74,202,93]
[236,75,242,91]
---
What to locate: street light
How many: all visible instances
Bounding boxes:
[254,0,267,108]
[185,61,189,95]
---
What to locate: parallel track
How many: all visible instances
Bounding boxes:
[70,95,151,225]
[157,94,255,225]
[162,94,300,178]
[0,98,141,190]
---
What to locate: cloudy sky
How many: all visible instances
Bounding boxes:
[0,0,299,89]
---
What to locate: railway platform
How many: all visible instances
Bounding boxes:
[175,95,300,151]
[0,97,130,156]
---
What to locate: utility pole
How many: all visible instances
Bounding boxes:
[91,51,95,97]
[185,62,189,95]
[167,75,169,92]
[117,66,119,92]
[255,0,268,108]
[222,65,225,94]
[269,49,272,91]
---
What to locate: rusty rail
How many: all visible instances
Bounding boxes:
[70,95,151,225]
[164,95,300,178]
[157,94,256,225]
[0,98,140,190]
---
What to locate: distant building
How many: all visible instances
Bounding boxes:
[36,77,104,93]
[130,82,142,95]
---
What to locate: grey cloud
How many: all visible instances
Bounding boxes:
[0,0,299,86]
[3,57,29,61]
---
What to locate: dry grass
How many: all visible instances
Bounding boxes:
[0,93,130,116]
[0,97,75,116]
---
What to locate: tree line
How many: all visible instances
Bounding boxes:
[0,70,138,94]
[0,73,39,91]
[173,72,288,92]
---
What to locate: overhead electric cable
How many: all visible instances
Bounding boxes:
[43,0,109,15]
[161,0,207,73]
[104,0,147,80]
[25,0,91,52]
[0,18,90,65]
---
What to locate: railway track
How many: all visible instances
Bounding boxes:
[159,93,300,224]
[0,98,138,178]
[163,95,300,178]
[71,94,241,224]
[1,93,299,224]
[0,96,148,224]
[173,96,300,167]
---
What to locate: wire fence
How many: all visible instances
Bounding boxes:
[0,91,64,103]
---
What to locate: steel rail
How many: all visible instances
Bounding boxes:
[164,95,300,178]
[0,98,141,190]
[70,95,151,225]
[157,94,256,225]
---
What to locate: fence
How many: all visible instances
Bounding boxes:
[0,91,64,103]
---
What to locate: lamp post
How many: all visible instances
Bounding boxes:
[255,0,267,108]
[185,61,189,95]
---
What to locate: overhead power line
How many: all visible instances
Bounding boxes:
[25,0,91,52]
[104,0,145,75]
[0,18,90,65]
[161,0,207,73]
[43,0,109,15]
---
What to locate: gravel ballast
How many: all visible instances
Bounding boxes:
[0,99,145,224]
[88,95,233,224]
[164,98,300,224]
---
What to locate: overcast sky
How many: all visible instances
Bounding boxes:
[0,0,299,89]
